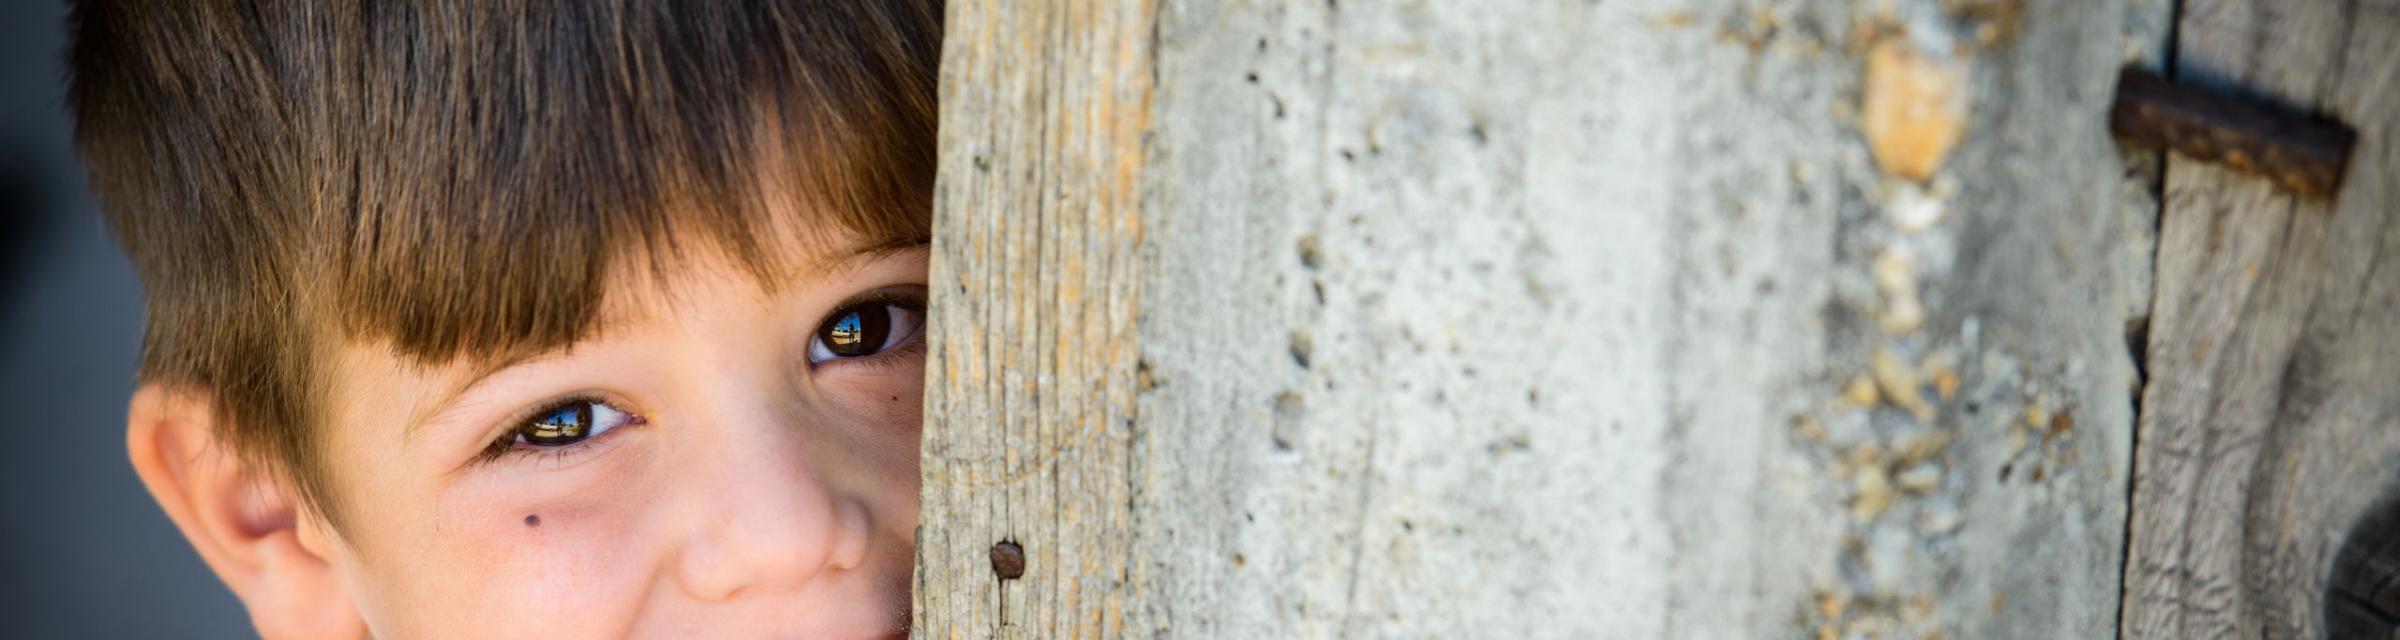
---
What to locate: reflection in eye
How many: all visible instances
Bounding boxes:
[808,300,925,364]
[516,399,636,447]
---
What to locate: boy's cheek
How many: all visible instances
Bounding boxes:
[822,360,927,429]
[815,362,927,541]
[819,361,929,475]
[442,430,661,532]
[387,457,659,635]
[430,441,658,561]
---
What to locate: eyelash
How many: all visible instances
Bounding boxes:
[475,394,637,466]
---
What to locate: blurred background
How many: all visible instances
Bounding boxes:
[0,0,251,636]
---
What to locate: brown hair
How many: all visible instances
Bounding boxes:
[65,0,941,520]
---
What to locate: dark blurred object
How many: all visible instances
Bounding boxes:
[0,131,55,305]
[2109,66,2358,197]
[0,0,250,637]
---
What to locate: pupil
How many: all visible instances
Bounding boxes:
[824,306,892,358]
[523,402,590,445]
[830,314,864,346]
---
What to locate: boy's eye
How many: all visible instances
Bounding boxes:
[516,399,635,447]
[808,301,925,364]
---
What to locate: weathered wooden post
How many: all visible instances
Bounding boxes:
[907,0,2388,637]
[913,0,1153,635]
[2121,1,2400,638]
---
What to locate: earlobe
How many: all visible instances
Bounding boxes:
[126,385,367,640]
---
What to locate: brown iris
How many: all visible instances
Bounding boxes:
[821,306,892,358]
[521,402,591,446]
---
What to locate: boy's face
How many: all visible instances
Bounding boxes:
[302,235,926,638]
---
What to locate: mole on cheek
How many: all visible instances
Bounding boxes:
[524,514,541,528]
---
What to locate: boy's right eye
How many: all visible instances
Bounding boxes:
[512,399,638,447]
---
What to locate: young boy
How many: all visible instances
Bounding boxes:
[69,1,940,637]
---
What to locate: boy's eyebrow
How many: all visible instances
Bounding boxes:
[398,238,931,445]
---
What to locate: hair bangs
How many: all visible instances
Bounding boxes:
[322,0,938,366]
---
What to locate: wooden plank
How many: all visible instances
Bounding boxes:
[919,0,2161,637]
[912,0,1154,637]
[2120,0,2400,637]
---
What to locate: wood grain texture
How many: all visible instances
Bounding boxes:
[920,0,2160,637]
[2121,0,2400,638]
[912,0,1154,637]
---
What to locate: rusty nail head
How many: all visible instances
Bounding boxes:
[2108,67,2358,197]
[991,541,1025,580]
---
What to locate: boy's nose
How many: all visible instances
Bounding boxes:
[669,424,872,601]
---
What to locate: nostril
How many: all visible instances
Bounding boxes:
[829,499,871,571]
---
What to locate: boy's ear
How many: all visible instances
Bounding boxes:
[126,384,367,640]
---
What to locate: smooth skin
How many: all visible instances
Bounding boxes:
[127,234,928,639]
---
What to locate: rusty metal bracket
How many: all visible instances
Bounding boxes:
[2108,67,2358,197]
